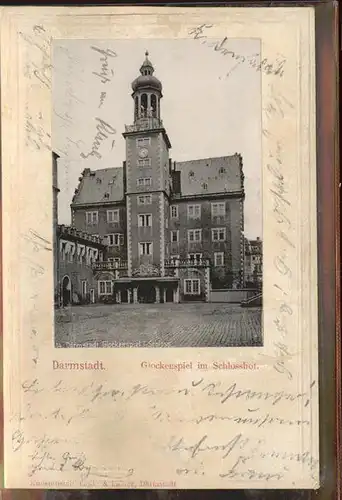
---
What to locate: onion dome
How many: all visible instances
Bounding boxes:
[131,51,162,93]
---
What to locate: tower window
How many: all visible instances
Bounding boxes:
[137,177,152,187]
[170,230,179,243]
[136,138,151,147]
[135,96,139,120]
[138,194,152,205]
[138,158,151,168]
[139,242,153,256]
[151,94,157,116]
[138,214,152,227]
[141,94,148,116]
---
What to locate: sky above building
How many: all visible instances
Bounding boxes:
[52,38,262,239]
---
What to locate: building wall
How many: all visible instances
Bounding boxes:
[58,258,99,303]
[210,288,258,303]
[168,197,242,273]
[56,232,107,304]
[125,133,168,194]
[125,127,171,274]
[128,192,162,271]
[72,204,127,260]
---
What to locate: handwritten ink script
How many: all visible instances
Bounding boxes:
[260,81,296,380]
[20,230,52,368]
[80,117,116,159]
[20,25,52,89]
[91,46,117,85]
[91,45,117,109]
[169,432,318,482]
[188,24,286,80]
[9,374,317,486]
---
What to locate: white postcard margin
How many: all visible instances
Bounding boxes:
[1,6,318,490]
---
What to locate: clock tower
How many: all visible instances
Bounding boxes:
[123,51,172,279]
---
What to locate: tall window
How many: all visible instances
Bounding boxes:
[184,279,200,295]
[211,202,226,217]
[188,229,202,242]
[170,230,179,243]
[98,281,112,296]
[137,177,152,187]
[141,93,148,114]
[135,97,139,120]
[212,228,226,241]
[86,211,98,225]
[107,209,119,223]
[81,280,88,297]
[187,205,201,219]
[139,242,153,256]
[214,252,224,266]
[138,214,152,227]
[170,205,179,218]
[106,233,124,246]
[151,94,157,116]
[138,194,152,205]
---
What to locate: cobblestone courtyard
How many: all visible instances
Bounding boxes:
[55,303,262,348]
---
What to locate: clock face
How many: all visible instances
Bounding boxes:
[139,147,148,159]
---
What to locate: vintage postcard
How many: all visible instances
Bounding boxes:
[1,6,318,489]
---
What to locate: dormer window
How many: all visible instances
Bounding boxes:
[219,167,226,174]
[96,178,102,184]
[189,170,195,178]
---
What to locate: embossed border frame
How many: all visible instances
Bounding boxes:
[0,0,339,499]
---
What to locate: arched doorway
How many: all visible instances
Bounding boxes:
[166,287,174,303]
[138,283,156,304]
[62,275,71,306]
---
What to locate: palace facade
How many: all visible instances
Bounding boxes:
[65,52,246,304]
[53,153,108,306]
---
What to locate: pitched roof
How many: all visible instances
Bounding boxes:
[72,167,124,205]
[175,155,244,196]
[71,155,244,206]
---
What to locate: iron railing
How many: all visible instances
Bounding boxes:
[125,118,163,133]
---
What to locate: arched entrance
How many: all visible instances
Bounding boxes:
[138,283,156,304]
[62,275,71,306]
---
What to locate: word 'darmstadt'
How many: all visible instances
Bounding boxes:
[53,360,105,370]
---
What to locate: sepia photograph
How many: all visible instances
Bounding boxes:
[53,37,263,348]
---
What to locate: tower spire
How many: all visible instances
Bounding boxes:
[131,51,163,122]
